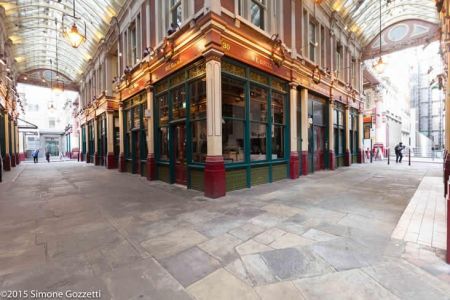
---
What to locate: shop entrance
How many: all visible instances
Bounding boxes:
[131,129,141,174]
[307,95,327,173]
[171,121,187,185]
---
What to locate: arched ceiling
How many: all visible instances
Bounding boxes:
[0,0,126,83]
[329,0,439,47]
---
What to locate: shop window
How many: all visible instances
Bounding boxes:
[272,91,285,159]
[223,76,246,163]
[172,86,186,120]
[250,85,268,161]
[191,78,207,163]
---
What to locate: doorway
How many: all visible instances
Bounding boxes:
[171,121,187,185]
[131,129,140,174]
[307,95,327,173]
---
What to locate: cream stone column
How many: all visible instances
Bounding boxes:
[15,122,19,165]
[3,113,10,170]
[300,88,309,175]
[358,110,364,163]
[85,120,90,163]
[106,111,115,169]
[328,100,335,170]
[19,130,24,162]
[204,49,225,198]
[93,115,99,165]
[10,119,16,167]
[344,105,351,166]
[444,52,450,195]
[118,102,125,172]
[146,86,155,180]
[289,83,299,178]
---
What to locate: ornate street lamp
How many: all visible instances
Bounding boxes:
[62,0,87,49]
[373,0,386,74]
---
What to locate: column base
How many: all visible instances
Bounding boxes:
[19,153,26,162]
[11,154,16,167]
[147,154,156,181]
[344,150,351,167]
[289,152,299,179]
[444,153,450,196]
[94,152,100,166]
[3,154,11,171]
[86,152,91,164]
[301,151,308,176]
[204,156,226,198]
[119,152,126,172]
[447,194,450,263]
[106,152,116,169]
[15,153,19,165]
[329,150,335,170]
[357,149,364,164]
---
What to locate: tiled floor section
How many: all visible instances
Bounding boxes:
[0,161,449,299]
[391,176,447,249]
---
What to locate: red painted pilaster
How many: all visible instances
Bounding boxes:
[444,153,450,196]
[19,153,26,162]
[204,155,226,198]
[289,152,299,179]
[447,184,450,264]
[86,152,91,164]
[15,153,19,165]
[106,152,116,169]
[146,154,156,181]
[301,151,308,175]
[11,154,16,167]
[3,154,11,171]
[94,152,100,166]
[344,150,351,167]
[119,152,126,172]
[329,150,335,170]
[357,149,363,163]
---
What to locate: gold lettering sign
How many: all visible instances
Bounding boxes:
[221,40,231,51]
[165,58,181,72]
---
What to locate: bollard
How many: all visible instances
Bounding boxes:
[408,148,411,166]
[388,148,390,165]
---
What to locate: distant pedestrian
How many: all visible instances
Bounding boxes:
[395,142,405,163]
[32,149,39,163]
[45,151,50,163]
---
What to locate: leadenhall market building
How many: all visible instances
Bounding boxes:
[78,1,364,198]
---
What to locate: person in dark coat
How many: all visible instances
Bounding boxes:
[395,142,405,163]
[32,149,39,163]
[45,151,50,163]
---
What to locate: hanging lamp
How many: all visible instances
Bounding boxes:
[373,0,386,74]
[62,0,87,48]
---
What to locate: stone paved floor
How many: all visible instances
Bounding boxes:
[0,160,449,299]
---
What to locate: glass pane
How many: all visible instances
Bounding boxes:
[272,91,285,124]
[158,94,169,125]
[223,77,245,119]
[174,123,186,163]
[190,78,207,120]
[172,86,186,119]
[250,2,262,29]
[223,119,245,163]
[250,122,267,161]
[312,101,324,126]
[191,120,207,163]
[338,111,344,127]
[159,127,169,160]
[272,125,284,159]
[250,85,268,122]
[333,109,338,125]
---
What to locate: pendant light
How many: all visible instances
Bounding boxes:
[373,0,386,74]
[62,0,87,48]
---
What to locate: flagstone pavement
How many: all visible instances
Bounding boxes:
[0,160,449,300]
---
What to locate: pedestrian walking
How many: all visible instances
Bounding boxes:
[32,149,39,163]
[395,142,405,163]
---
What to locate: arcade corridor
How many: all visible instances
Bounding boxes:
[0,161,448,299]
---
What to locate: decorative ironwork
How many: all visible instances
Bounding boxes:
[250,71,269,85]
[270,34,286,67]
[222,61,246,77]
[161,37,175,62]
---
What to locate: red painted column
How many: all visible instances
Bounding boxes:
[19,153,26,161]
[94,152,100,166]
[11,153,16,167]
[344,150,351,166]
[119,152,126,172]
[106,152,116,169]
[204,156,226,198]
[289,152,299,179]
[3,154,11,171]
[447,183,450,264]
[329,150,335,170]
[357,149,363,163]
[445,152,450,196]
[86,152,91,163]
[147,154,156,181]
[301,151,308,175]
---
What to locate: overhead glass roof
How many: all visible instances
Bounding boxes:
[329,0,439,46]
[0,0,125,82]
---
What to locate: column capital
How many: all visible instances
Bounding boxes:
[289,82,298,90]
[203,48,224,63]
[146,85,154,93]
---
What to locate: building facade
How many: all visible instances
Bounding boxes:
[0,6,20,173]
[77,0,365,198]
